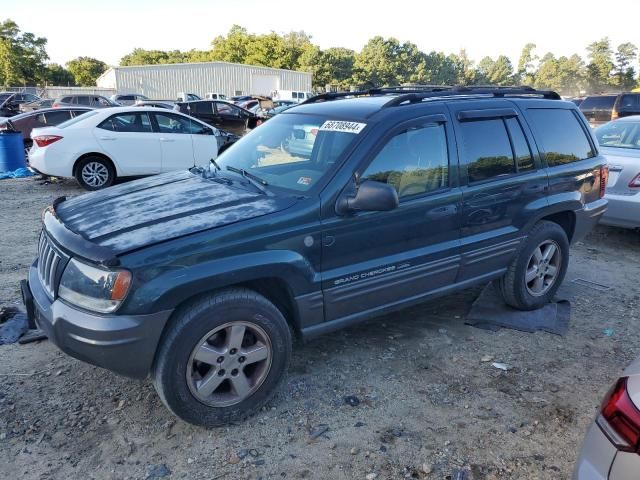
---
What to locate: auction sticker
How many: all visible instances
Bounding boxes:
[319,120,367,134]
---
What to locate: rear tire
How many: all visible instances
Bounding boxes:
[75,156,115,190]
[152,288,292,427]
[495,221,569,310]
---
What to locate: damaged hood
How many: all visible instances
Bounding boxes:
[54,170,297,254]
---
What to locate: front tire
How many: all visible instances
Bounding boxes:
[495,221,569,310]
[152,288,292,427]
[75,156,115,190]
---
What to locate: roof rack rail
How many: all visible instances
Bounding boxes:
[382,86,561,107]
[301,85,561,107]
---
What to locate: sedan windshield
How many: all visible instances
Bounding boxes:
[595,121,640,150]
[214,113,364,192]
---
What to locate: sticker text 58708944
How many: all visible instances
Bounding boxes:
[319,120,367,134]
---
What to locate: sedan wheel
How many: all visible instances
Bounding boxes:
[82,161,109,188]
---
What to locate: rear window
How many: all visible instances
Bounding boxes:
[618,94,638,108]
[527,109,595,166]
[580,96,616,110]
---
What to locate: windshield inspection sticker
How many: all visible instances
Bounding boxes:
[319,120,367,134]
[297,176,313,186]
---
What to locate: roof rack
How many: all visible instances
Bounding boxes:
[301,85,561,107]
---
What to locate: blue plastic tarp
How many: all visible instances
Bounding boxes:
[0,167,33,180]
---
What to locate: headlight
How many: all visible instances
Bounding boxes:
[58,258,131,313]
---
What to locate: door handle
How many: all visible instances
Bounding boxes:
[99,136,115,140]
[159,138,175,142]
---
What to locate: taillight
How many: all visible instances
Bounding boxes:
[597,377,640,453]
[33,135,63,147]
[629,173,640,188]
[612,110,619,120]
[52,103,60,108]
[596,165,609,198]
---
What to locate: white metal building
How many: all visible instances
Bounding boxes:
[96,61,312,99]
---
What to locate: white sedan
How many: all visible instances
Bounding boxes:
[29,107,220,190]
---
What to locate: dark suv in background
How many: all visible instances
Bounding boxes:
[580,92,640,126]
[23,86,608,427]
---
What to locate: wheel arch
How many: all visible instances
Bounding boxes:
[72,152,118,177]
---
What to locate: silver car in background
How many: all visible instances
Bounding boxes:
[574,356,640,479]
[595,117,640,228]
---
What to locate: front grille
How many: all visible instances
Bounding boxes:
[37,233,64,298]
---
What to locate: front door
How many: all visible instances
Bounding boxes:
[214,102,248,136]
[151,112,196,172]
[320,113,462,322]
[447,101,549,282]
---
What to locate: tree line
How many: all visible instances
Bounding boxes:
[2,19,638,96]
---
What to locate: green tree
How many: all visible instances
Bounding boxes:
[450,50,476,85]
[517,43,537,85]
[66,56,108,86]
[210,25,255,64]
[301,47,355,89]
[45,63,74,85]
[586,38,614,92]
[614,42,637,89]
[0,19,48,86]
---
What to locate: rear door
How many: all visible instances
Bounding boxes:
[189,101,216,126]
[150,112,197,171]
[321,110,463,322]
[580,96,616,126]
[448,100,549,282]
[95,112,162,175]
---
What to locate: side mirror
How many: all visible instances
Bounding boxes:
[336,180,399,215]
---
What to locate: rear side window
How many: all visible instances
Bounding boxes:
[98,113,153,132]
[527,109,595,166]
[580,96,616,110]
[76,96,91,106]
[43,111,73,124]
[619,95,638,108]
[459,119,516,183]
[193,102,212,114]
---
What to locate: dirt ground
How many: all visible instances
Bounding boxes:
[1,176,639,480]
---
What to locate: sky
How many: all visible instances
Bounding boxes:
[5,0,640,68]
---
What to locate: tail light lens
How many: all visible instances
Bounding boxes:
[612,109,619,120]
[629,173,640,188]
[33,135,63,147]
[595,165,609,198]
[597,377,640,453]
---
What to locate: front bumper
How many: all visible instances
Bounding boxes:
[572,198,608,243]
[23,261,173,379]
[600,192,640,229]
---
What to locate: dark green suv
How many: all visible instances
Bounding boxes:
[22,86,608,427]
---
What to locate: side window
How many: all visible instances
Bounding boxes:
[76,96,91,106]
[361,123,449,199]
[505,117,534,172]
[619,95,638,108]
[154,113,198,134]
[527,109,595,166]
[98,113,152,132]
[216,102,240,116]
[61,97,72,103]
[459,119,515,183]
[193,102,212,114]
[43,111,73,125]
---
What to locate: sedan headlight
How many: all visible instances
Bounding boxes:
[58,258,131,313]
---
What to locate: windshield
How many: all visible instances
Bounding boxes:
[57,110,99,128]
[595,121,640,150]
[214,113,364,192]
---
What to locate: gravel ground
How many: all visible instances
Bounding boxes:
[1,176,639,480]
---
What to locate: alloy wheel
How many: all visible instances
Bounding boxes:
[525,239,562,296]
[186,321,272,407]
[81,161,109,187]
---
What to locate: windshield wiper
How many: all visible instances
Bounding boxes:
[225,166,271,195]
[210,158,221,171]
